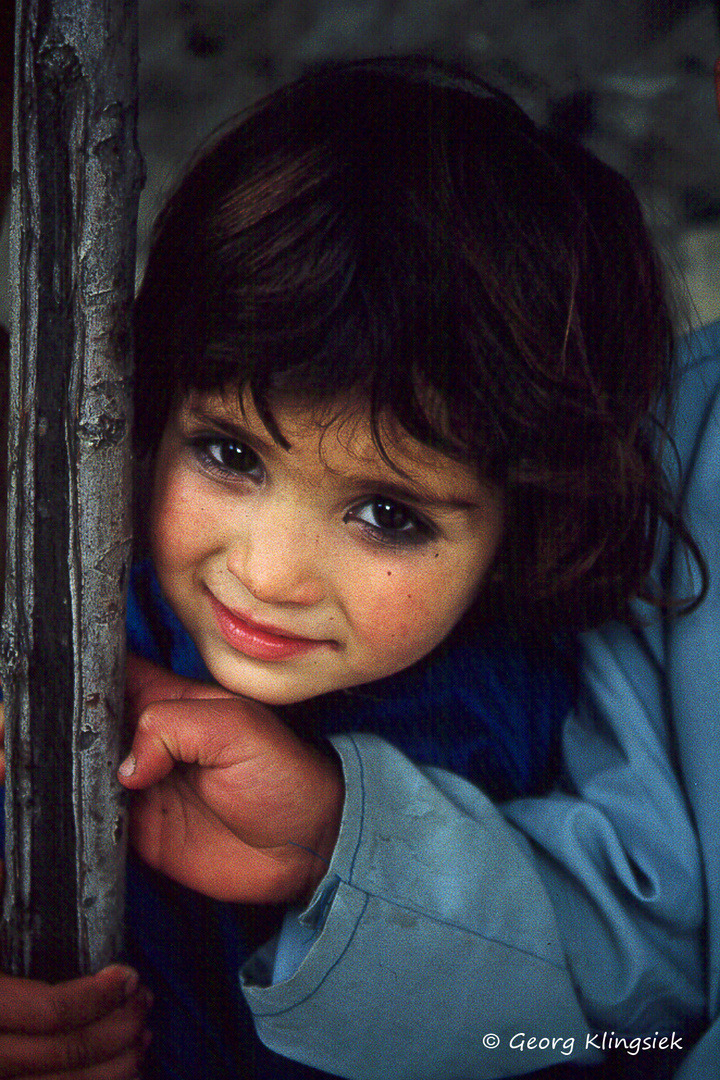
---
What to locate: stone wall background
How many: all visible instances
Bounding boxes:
[4,0,720,326]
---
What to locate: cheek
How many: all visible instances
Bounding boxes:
[348,561,482,664]
[150,472,211,570]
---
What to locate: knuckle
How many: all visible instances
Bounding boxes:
[136,704,160,735]
[137,693,173,727]
[136,708,152,732]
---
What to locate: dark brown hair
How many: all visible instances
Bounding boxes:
[134,56,705,632]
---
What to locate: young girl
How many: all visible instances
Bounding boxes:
[0,55,704,1079]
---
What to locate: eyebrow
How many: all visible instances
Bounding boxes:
[185,404,486,513]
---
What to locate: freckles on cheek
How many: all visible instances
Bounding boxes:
[154,508,190,565]
[359,582,440,659]
[152,481,206,567]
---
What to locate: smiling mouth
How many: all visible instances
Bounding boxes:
[207,591,332,662]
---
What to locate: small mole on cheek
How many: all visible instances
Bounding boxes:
[387,570,392,576]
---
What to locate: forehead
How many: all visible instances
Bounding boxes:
[179,387,488,501]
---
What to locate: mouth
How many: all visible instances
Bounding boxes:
[207,591,332,662]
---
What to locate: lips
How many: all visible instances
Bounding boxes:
[207,591,330,662]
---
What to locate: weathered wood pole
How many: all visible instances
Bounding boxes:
[0,0,141,979]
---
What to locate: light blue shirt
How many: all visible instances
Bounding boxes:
[243,322,720,1079]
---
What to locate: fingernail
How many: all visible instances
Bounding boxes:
[118,752,136,778]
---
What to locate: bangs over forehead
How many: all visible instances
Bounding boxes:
[134,56,583,477]
[178,379,470,492]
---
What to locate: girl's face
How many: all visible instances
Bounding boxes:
[150,389,504,705]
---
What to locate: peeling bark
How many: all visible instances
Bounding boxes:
[1,0,141,980]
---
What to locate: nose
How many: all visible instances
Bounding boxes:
[225,505,325,607]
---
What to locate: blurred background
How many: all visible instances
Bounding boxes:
[3,0,720,327]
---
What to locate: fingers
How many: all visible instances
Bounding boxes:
[0,1000,151,1080]
[23,1038,152,1080]
[119,697,259,790]
[0,967,152,1080]
[0,966,142,1035]
[123,655,240,786]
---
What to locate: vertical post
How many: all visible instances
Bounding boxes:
[0,0,141,979]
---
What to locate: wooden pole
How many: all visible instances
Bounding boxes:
[1,0,141,980]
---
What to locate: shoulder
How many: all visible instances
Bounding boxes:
[673,320,720,438]
[676,319,720,370]
[663,321,720,493]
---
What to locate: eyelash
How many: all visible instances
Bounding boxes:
[345,499,436,547]
[190,436,263,480]
[189,435,437,548]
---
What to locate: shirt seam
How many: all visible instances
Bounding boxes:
[251,884,568,1019]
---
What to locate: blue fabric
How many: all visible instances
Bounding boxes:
[1,559,575,1079]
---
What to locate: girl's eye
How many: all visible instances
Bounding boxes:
[348,498,433,545]
[196,438,262,478]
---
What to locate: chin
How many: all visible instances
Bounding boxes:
[205,658,328,707]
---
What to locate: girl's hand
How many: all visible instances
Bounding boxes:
[0,867,152,1079]
[120,654,344,906]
